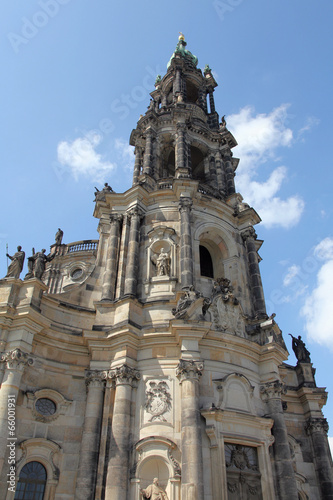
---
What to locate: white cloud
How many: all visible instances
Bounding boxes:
[227,105,305,229]
[283,264,301,287]
[297,116,320,140]
[301,238,333,347]
[314,237,333,261]
[57,131,116,182]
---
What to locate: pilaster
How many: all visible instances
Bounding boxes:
[178,196,193,289]
[305,417,333,499]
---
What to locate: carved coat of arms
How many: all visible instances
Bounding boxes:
[145,381,172,422]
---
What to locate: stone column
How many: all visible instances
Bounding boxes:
[143,130,153,175]
[124,207,142,297]
[242,227,266,317]
[178,197,193,289]
[115,214,131,299]
[198,86,207,112]
[215,152,225,194]
[132,146,143,185]
[176,124,190,178]
[0,349,34,483]
[209,155,218,187]
[208,89,215,113]
[223,152,235,196]
[260,381,298,500]
[305,417,333,499]
[101,214,122,301]
[176,359,204,500]
[75,370,106,500]
[105,365,140,500]
[173,69,181,100]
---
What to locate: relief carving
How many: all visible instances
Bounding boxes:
[144,380,172,422]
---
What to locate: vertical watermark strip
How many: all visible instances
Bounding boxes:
[7,395,17,493]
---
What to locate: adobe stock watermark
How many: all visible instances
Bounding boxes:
[53,64,161,183]
[7,395,17,493]
[265,250,322,314]
[7,0,72,54]
[213,0,244,21]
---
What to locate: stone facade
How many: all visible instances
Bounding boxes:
[0,35,332,500]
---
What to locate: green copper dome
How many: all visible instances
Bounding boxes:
[167,34,198,69]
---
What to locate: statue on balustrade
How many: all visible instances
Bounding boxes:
[25,249,55,281]
[4,246,25,279]
[289,334,311,363]
[55,228,63,246]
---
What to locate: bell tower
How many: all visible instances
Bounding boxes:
[1,35,332,500]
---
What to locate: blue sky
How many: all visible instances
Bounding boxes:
[1,1,333,448]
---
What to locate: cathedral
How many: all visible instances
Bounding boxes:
[0,35,333,500]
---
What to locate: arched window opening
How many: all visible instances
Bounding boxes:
[191,147,205,182]
[15,461,47,500]
[200,245,214,278]
[186,80,199,104]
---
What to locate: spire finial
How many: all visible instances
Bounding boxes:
[179,32,185,41]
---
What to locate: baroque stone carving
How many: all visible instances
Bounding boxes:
[141,477,168,500]
[151,248,171,277]
[109,364,141,386]
[260,380,286,401]
[85,369,108,387]
[55,228,63,246]
[226,444,259,471]
[209,278,244,336]
[5,246,25,279]
[168,448,181,477]
[172,286,202,319]
[1,348,34,370]
[145,380,172,422]
[305,417,329,435]
[289,334,311,363]
[25,249,55,280]
[176,359,204,382]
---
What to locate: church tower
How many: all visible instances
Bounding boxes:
[0,35,333,500]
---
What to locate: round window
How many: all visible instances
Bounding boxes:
[35,398,56,416]
[71,268,83,280]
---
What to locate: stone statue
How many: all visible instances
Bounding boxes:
[172,286,201,319]
[289,334,311,363]
[55,228,63,246]
[26,249,55,281]
[94,183,114,201]
[141,478,168,500]
[5,246,25,279]
[151,248,170,277]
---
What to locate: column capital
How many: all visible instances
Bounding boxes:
[127,206,144,219]
[85,369,108,388]
[108,364,141,386]
[305,417,329,435]
[241,227,257,242]
[0,348,34,371]
[176,359,204,383]
[260,380,286,402]
[110,213,123,225]
[178,197,193,213]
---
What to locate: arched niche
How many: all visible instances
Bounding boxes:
[144,227,177,300]
[214,373,255,414]
[130,436,181,500]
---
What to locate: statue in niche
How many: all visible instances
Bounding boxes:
[141,478,168,500]
[289,334,311,363]
[25,249,55,281]
[5,246,25,279]
[151,248,170,277]
[55,228,63,246]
